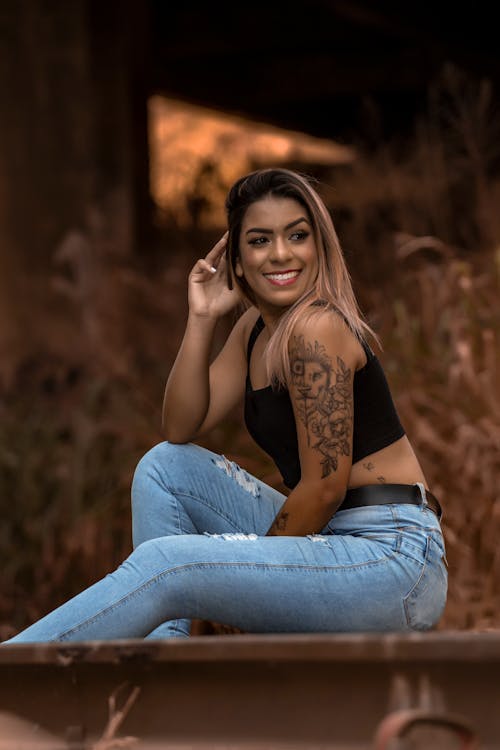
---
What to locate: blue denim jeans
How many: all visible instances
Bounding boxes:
[3,442,447,643]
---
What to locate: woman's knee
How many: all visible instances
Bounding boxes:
[130,535,192,575]
[131,441,215,513]
[137,440,183,467]
[132,441,195,486]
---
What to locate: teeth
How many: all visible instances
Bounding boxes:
[264,271,300,281]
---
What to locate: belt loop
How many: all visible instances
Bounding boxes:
[415,482,427,508]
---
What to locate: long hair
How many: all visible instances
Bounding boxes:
[225,167,378,386]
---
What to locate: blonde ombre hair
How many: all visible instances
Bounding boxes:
[225,168,378,386]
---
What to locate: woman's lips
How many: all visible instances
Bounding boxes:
[263,270,301,286]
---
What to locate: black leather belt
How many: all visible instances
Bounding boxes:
[339,483,442,520]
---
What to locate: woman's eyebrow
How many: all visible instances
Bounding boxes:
[245,217,309,235]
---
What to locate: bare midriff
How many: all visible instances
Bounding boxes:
[348,435,428,490]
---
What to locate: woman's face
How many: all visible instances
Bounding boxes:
[236,196,319,316]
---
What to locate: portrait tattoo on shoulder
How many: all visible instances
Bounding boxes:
[290,335,353,478]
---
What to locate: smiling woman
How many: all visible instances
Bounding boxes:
[3,168,447,644]
[234,197,319,315]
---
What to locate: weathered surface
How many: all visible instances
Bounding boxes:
[0,632,498,748]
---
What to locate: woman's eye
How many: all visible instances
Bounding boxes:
[248,236,268,246]
[290,231,309,241]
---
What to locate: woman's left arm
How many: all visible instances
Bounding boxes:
[266,312,360,536]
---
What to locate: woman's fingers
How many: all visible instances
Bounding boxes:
[190,258,217,279]
[189,232,229,281]
[205,231,229,267]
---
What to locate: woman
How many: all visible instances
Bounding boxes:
[3,168,447,642]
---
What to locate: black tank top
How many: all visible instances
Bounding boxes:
[244,316,405,489]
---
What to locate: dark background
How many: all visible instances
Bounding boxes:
[2,0,499,275]
[0,1,499,634]
[151,1,500,143]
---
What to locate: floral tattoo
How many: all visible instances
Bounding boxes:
[290,335,353,478]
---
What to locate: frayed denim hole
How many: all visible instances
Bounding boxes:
[306,534,330,544]
[202,532,258,541]
[212,455,260,497]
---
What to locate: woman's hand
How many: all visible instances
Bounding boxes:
[188,232,241,318]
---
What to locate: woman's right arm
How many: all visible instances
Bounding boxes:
[161,233,252,443]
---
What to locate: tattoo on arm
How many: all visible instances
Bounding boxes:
[290,335,353,478]
[268,510,289,535]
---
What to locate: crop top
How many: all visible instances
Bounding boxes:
[244,315,405,489]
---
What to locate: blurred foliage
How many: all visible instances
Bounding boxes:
[1,66,499,636]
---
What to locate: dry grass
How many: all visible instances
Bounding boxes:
[375,246,500,629]
[0,66,499,636]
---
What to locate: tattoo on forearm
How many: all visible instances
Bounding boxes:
[290,336,353,478]
[269,510,289,535]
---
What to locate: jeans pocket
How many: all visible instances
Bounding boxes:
[403,537,448,631]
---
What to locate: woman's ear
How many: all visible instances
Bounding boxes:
[235,258,244,278]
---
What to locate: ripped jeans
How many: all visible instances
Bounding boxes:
[4,442,448,643]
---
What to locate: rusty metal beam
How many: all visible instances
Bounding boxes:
[1,633,499,748]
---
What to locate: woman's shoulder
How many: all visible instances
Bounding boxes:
[238,305,261,332]
[291,305,366,367]
[292,303,351,339]
[230,306,262,347]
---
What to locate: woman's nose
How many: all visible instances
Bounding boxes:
[270,237,292,261]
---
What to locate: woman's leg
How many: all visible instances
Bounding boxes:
[3,503,447,643]
[130,442,288,638]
